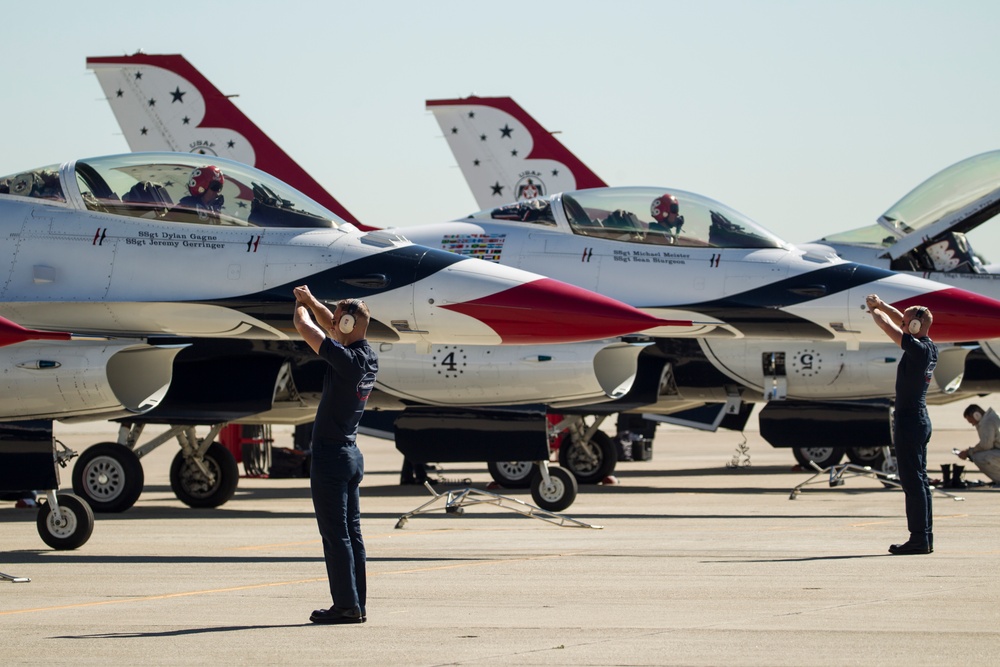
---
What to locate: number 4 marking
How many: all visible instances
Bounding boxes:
[440,352,457,372]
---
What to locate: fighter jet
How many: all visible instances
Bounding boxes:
[424,94,1000,468]
[86,54,1000,495]
[0,151,673,547]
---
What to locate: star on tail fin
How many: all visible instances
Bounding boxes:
[86,53,370,229]
[426,96,607,210]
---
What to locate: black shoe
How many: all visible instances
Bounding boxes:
[310,606,364,624]
[888,540,932,555]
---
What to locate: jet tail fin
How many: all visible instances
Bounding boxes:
[426,96,608,210]
[86,53,372,229]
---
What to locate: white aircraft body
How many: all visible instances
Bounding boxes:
[425,94,1000,464]
[86,54,1000,488]
[0,150,672,547]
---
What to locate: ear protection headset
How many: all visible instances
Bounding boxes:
[908,307,927,335]
[338,299,361,335]
[974,411,984,421]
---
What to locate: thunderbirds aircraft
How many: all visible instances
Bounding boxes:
[425,95,1000,461]
[87,54,1000,498]
[0,150,675,547]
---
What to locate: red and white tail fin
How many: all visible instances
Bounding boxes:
[426,96,607,210]
[86,53,372,229]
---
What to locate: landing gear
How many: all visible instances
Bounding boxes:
[36,492,94,550]
[487,460,534,488]
[72,423,241,512]
[558,429,616,484]
[845,446,888,472]
[530,464,578,512]
[169,441,239,508]
[72,442,144,513]
[792,446,845,469]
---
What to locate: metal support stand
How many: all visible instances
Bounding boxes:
[0,571,30,583]
[790,461,965,501]
[395,482,602,529]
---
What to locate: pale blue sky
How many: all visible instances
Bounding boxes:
[3,1,999,254]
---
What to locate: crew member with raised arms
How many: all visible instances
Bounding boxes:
[867,294,938,555]
[293,286,378,623]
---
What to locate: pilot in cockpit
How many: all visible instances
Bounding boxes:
[178,165,226,222]
[650,193,684,236]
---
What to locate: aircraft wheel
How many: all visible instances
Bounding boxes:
[72,442,144,513]
[792,446,845,469]
[169,442,239,508]
[530,466,578,512]
[37,493,94,550]
[487,460,533,488]
[558,430,616,484]
[845,446,887,471]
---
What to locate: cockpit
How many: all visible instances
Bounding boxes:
[0,152,346,230]
[470,186,787,249]
[819,150,1000,273]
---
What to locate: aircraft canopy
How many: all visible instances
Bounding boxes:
[0,152,349,230]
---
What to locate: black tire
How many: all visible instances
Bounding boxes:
[37,493,94,550]
[487,460,534,488]
[845,446,887,471]
[72,442,145,513]
[792,446,845,469]
[558,430,617,485]
[530,466,578,512]
[169,442,239,508]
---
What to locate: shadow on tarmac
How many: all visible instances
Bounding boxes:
[51,624,309,639]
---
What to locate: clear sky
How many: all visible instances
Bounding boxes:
[4,1,1000,255]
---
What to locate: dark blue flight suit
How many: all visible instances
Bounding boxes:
[310,337,378,615]
[893,333,938,548]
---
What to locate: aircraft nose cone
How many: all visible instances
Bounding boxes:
[0,315,71,347]
[439,278,673,344]
[893,288,1000,342]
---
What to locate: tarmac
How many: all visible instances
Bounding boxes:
[2,400,999,666]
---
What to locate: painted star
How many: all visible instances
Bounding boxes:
[499,124,513,138]
[473,159,480,166]
[552,169,559,177]
[170,87,186,103]
[480,134,487,141]
[491,182,504,196]
[134,71,142,80]
[468,111,475,118]
[116,89,124,98]
[511,149,518,157]
[451,127,458,134]
[227,140,235,148]
[182,116,191,125]
[140,127,148,135]
[148,98,156,107]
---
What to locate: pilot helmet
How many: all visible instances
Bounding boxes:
[188,165,224,196]
[651,193,679,221]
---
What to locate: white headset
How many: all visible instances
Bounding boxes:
[908,307,927,335]
[338,299,361,334]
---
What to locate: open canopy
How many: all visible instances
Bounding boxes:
[821,150,1000,264]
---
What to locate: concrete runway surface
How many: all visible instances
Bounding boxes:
[2,400,999,666]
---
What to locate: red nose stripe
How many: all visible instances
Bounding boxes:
[0,316,71,347]
[893,288,1000,342]
[439,278,682,344]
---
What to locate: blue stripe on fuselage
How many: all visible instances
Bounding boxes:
[671,263,894,340]
[195,245,468,333]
